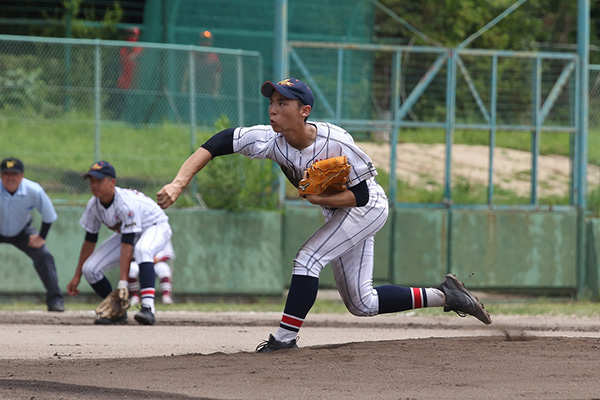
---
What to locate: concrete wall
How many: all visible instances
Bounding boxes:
[585,218,600,300]
[450,210,577,289]
[0,207,283,297]
[0,205,585,297]
[284,207,578,291]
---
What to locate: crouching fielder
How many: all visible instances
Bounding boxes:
[67,161,172,326]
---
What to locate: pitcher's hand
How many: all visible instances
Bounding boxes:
[156,183,182,209]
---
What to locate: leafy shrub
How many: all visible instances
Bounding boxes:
[195,115,279,211]
[0,59,61,117]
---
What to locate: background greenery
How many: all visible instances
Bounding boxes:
[2,1,600,58]
[2,114,596,209]
[1,0,597,211]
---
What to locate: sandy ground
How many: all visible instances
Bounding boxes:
[1,308,600,400]
[359,142,600,197]
[3,145,600,399]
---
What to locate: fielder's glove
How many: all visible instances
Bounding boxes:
[298,156,352,196]
[95,287,130,320]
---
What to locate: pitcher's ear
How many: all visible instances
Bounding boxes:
[301,104,312,117]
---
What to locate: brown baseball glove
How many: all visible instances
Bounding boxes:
[298,156,352,196]
[95,287,130,319]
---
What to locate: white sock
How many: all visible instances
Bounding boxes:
[140,288,156,313]
[274,328,297,343]
[425,288,446,307]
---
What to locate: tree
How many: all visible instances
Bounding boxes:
[374,0,584,51]
[40,0,123,40]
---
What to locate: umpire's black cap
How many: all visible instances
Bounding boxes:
[261,78,314,107]
[1,157,24,173]
[83,160,116,179]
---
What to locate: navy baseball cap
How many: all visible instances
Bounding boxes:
[261,78,314,107]
[83,161,116,179]
[1,157,24,173]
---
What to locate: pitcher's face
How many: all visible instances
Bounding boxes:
[268,95,310,133]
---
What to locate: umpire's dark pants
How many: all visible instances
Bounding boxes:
[0,224,63,307]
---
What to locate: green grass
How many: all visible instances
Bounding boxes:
[2,295,599,317]
[3,115,599,173]
[0,117,203,187]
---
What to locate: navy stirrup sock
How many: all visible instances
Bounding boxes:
[138,262,156,289]
[278,275,319,333]
[375,285,428,314]
[91,276,113,298]
[284,275,319,318]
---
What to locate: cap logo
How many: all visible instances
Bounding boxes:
[91,163,103,170]
[277,79,294,87]
[6,161,15,168]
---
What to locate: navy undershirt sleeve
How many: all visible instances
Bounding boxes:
[201,128,235,157]
[121,233,135,245]
[85,231,98,243]
[349,180,369,207]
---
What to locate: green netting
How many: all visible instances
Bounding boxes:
[136,0,376,124]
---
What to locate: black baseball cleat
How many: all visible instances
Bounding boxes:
[94,312,128,325]
[437,274,492,325]
[256,334,299,353]
[134,306,155,325]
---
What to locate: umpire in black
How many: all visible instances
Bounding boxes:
[0,157,64,311]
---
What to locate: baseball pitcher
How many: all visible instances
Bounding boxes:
[157,78,491,352]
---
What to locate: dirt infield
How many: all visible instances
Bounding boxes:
[1,310,600,399]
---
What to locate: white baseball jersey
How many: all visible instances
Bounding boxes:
[80,187,168,235]
[234,121,389,315]
[79,187,172,285]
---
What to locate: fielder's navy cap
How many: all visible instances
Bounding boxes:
[83,160,116,179]
[1,157,24,173]
[261,78,314,107]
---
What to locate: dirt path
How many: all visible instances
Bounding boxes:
[1,310,600,399]
[359,142,600,197]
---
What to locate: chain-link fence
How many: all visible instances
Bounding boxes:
[0,35,267,207]
[1,33,596,211]
[289,41,582,208]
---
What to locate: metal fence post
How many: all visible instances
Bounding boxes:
[388,49,402,284]
[94,38,102,161]
[444,50,456,203]
[576,0,590,298]
[531,57,542,206]
[444,49,457,275]
[488,55,498,204]
[188,48,199,201]
[237,55,245,125]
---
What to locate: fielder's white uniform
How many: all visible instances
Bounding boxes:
[79,187,172,285]
[129,239,175,280]
[234,121,389,316]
